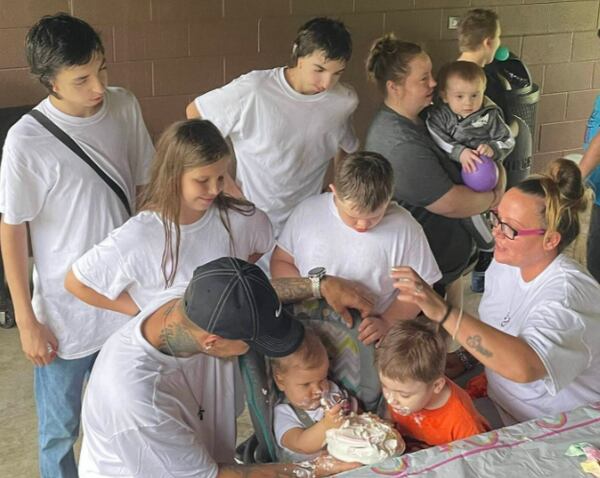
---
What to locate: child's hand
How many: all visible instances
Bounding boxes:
[476,144,494,158]
[358,316,391,345]
[321,403,345,430]
[459,148,482,173]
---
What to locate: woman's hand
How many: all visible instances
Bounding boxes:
[390,267,447,322]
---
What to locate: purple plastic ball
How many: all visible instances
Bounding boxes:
[461,154,498,192]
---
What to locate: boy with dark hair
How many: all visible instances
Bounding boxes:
[186,17,359,242]
[271,151,441,344]
[0,13,154,477]
[289,17,352,65]
[376,319,489,447]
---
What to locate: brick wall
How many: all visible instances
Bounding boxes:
[0,0,598,171]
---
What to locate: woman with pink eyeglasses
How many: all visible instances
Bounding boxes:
[390,158,600,427]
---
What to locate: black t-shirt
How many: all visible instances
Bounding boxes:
[365,105,474,285]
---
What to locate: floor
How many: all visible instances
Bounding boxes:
[0,282,481,477]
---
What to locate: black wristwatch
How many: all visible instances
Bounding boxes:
[307,266,326,299]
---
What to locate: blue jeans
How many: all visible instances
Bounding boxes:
[34,352,98,478]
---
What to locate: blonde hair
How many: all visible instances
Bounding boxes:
[458,9,499,52]
[375,318,447,384]
[334,151,393,212]
[271,328,328,377]
[366,33,423,95]
[516,158,588,253]
[140,119,255,287]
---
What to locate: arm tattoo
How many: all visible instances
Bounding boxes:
[466,335,493,358]
[271,278,313,303]
[158,322,202,357]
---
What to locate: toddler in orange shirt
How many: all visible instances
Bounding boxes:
[375,318,489,447]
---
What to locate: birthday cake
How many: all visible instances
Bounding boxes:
[325,413,403,465]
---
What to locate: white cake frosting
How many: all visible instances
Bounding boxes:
[325,413,403,465]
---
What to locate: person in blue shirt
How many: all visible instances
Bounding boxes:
[579,92,600,282]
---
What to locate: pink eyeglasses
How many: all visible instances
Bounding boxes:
[489,210,546,240]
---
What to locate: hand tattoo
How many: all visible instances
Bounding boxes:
[466,335,493,357]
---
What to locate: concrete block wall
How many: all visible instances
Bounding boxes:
[0,0,599,171]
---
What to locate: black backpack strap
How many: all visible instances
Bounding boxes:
[281,397,316,428]
[28,109,132,216]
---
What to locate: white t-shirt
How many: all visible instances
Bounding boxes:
[274,380,341,462]
[195,67,359,235]
[480,255,600,424]
[72,206,273,309]
[0,87,154,358]
[277,193,442,315]
[79,292,241,478]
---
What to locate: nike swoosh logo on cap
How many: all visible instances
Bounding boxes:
[275,302,282,318]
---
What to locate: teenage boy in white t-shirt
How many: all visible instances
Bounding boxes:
[0,14,154,478]
[186,17,359,238]
[271,151,442,345]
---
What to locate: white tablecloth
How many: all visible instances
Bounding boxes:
[338,402,600,477]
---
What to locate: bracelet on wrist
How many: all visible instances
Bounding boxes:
[452,305,465,341]
[438,304,452,326]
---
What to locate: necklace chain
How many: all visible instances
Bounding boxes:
[500,287,527,328]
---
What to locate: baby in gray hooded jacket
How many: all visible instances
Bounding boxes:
[426,60,514,174]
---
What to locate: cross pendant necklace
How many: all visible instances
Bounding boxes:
[162,301,206,423]
[500,290,525,328]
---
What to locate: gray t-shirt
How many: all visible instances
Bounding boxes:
[365,105,474,285]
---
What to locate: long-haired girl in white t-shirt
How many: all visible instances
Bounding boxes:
[65,119,274,315]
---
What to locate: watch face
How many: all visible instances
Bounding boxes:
[308,266,326,277]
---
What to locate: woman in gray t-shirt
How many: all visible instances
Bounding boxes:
[364,34,505,289]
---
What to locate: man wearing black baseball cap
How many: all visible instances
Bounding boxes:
[79,257,361,478]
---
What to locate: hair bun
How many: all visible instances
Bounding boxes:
[366,33,397,75]
[547,158,588,214]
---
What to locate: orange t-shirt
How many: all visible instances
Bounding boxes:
[388,378,490,446]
